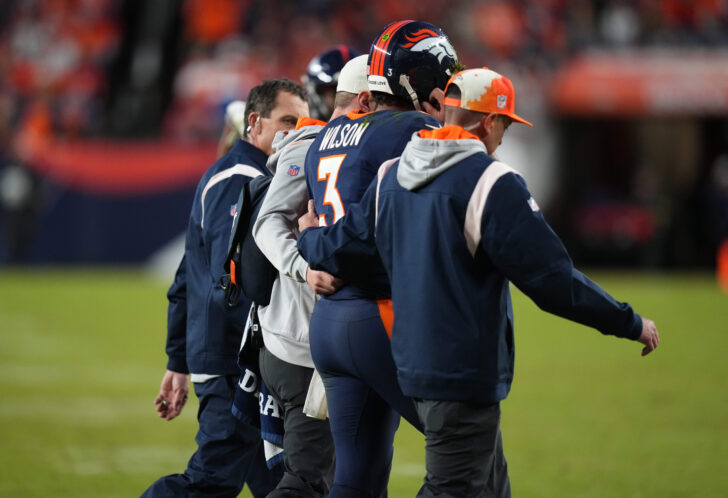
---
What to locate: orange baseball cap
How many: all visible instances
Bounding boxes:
[443,67,532,126]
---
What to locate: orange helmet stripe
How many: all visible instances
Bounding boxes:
[371,20,411,77]
[376,21,409,75]
[371,25,394,77]
[371,25,393,77]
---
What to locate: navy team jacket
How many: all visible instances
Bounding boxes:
[298,126,642,404]
[166,140,270,375]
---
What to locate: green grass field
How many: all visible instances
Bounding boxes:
[1,269,727,497]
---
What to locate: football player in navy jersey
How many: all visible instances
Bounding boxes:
[300,20,460,498]
[250,54,371,498]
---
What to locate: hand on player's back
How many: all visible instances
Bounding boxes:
[306,267,343,295]
[299,200,319,233]
[637,318,660,356]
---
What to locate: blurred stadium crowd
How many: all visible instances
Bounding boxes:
[2,0,727,141]
[0,0,727,269]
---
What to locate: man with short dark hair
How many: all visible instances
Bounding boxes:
[218,79,310,158]
[142,78,308,498]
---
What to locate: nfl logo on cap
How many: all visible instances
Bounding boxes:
[442,67,533,126]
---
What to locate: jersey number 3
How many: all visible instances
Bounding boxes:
[317,154,346,226]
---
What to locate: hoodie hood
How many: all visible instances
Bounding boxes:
[397,126,486,190]
[267,124,325,173]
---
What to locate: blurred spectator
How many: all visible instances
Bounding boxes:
[5,0,727,141]
[0,162,42,263]
[599,1,641,46]
[2,0,120,141]
[182,0,248,46]
[1,0,727,269]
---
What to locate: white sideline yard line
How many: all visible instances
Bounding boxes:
[391,461,423,477]
[62,446,189,475]
[0,397,155,422]
[0,363,158,386]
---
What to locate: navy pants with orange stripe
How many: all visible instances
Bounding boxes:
[309,297,422,498]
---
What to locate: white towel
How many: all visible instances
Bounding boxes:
[303,369,328,419]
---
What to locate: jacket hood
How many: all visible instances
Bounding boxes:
[267,124,324,173]
[397,127,486,190]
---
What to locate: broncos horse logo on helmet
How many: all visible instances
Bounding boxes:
[367,20,459,111]
[401,28,456,64]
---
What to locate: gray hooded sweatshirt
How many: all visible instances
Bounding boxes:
[396,130,489,191]
[253,124,324,368]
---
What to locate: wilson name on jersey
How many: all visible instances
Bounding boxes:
[305,109,440,227]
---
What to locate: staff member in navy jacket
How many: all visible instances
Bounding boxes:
[298,68,660,498]
[142,79,309,498]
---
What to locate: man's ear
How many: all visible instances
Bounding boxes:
[358,91,373,112]
[483,112,497,136]
[247,111,260,135]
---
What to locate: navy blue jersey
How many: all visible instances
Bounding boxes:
[304,109,439,299]
[306,110,439,227]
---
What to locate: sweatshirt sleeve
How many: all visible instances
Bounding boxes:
[252,140,312,282]
[297,175,379,277]
[165,254,190,373]
[480,173,642,340]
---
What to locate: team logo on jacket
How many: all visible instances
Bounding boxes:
[288,165,300,176]
[402,29,455,64]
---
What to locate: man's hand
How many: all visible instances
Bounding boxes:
[306,267,343,295]
[422,88,445,123]
[299,200,318,233]
[154,370,190,421]
[637,318,660,356]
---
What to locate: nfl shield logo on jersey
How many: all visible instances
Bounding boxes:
[497,95,507,109]
[288,165,300,176]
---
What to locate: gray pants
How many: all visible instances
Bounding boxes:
[259,347,335,498]
[414,399,511,498]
